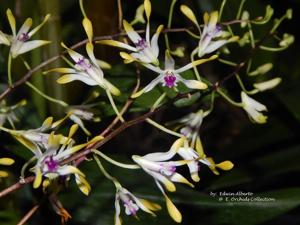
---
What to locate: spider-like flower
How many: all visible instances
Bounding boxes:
[131,51,217,98]
[180,5,239,57]
[0,99,26,128]
[0,157,14,178]
[241,92,268,124]
[0,9,50,58]
[30,124,88,189]
[132,138,193,192]
[97,0,163,65]
[114,186,161,225]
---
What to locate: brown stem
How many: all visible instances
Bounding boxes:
[17,204,40,225]
[0,176,35,198]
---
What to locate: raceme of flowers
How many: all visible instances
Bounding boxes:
[0,0,293,224]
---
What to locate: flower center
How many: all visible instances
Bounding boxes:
[164,71,177,88]
[44,156,58,173]
[76,58,92,71]
[135,38,148,51]
[17,33,30,42]
[124,200,139,216]
[159,164,176,176]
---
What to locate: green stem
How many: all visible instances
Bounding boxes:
[235,73,250,93]
[219,0,227,22]
[25,81,69,107]
[164,0,177,50]
[259,45,289,52]
[106,90,125,122]
[218,58,238,67]
[93,155,121,189]
[79,0,87,18]
[7,54,12,86]
[236,0,246,20]
[146,118,184,138]
[191,48,201,80]
[151,92,166,112]
[217,89,243,107]
[93,149,140,169]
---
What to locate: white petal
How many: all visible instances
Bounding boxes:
[15,40,50,56]
[203,40,228,55]
[57,73,98,86]
[164,50,175,70]
[150,25,163,57]
[123,20,141,43]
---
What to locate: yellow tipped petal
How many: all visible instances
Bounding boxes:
[120,51,136,64]
[209,11,219,26]
[139,199,162,211]
[144,0,152,20]
[180,5,199,27]
[82,17,93,43]
[193,54,218,67]
[76,175,91,196]
[57,75,73,84]
[69,124,79,138]
[171,138,185,151]
[216,160,234,171]
[96,59,112,69]
[164,180,176,192]
[195,137,205,157]
[33,169,42,189]
[123,20,134,33]
[203,12,209,24]
[131,89,144,98]
[6,9,16,36]
[228,36,240,43]
[0,158,15,166]
[0,171,9,177]
[165,195,182,223]
[42,117,53,128]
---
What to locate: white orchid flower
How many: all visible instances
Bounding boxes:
[0,9,50,58]
[180,5,239,57]
[30,124,89,189]
[253,77,282,92]
[241,92,268,124]
[132,138,193,192]
[131,51,217,98]
[114,187,161,225]
[0,117,68,153]
[97,0,163,65]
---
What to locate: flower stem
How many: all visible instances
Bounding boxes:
[92,149,140,169]
[79,0,87,18]
[7,54,12,86]
[217,89,243,107]
[151,92,166,112]
[25,81,69,107]
[146,118,184,138]
[219,0,228,22]
[191,48,201,81]
[164,0,177,50]
[93,155,121,189]
[106,90,125,122]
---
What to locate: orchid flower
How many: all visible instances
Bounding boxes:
[0,9,50,58]
[114,186,161,225]
[97,0,163,65]
[0,117,68,154]
[45,17,124,121]
[131,51,217,98]
[29,124,90,189]
[132,138,193,193]
[0,157,14,178]
[0,99,26,128]
[180,5,239,57]
[241,92,268,124]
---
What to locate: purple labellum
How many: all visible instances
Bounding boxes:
[44,156,58,172]
[159,163,176,176]
[76,58,92,71]
[18,33,30,42]
[164,72,177,88]
[135,38,148,51]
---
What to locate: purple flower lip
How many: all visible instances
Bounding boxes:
[44,156,58,173]
[76,58,92,71]
[18,33,30,42]
[135,38,148,51]
[164,72,176,88]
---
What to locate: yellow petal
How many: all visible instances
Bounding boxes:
[144,0,151,21]
[82,17,93,43]
[139,199,161,211]
[69,124,79,138]
[33,168,42,189]
[195,137,205,157]
[119,52,136,64]
[131,89,144,98]
[165,195,182,223]
[180,5,199,27]
[0,171,9,177]
[171,138,185,152]
[0,158,15,166]
[192,54,218,67]
[76,175,91,196]
[209,11,219,26]
[42,117,53,128]
[6,9,16,36]
[216,160,234,171]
